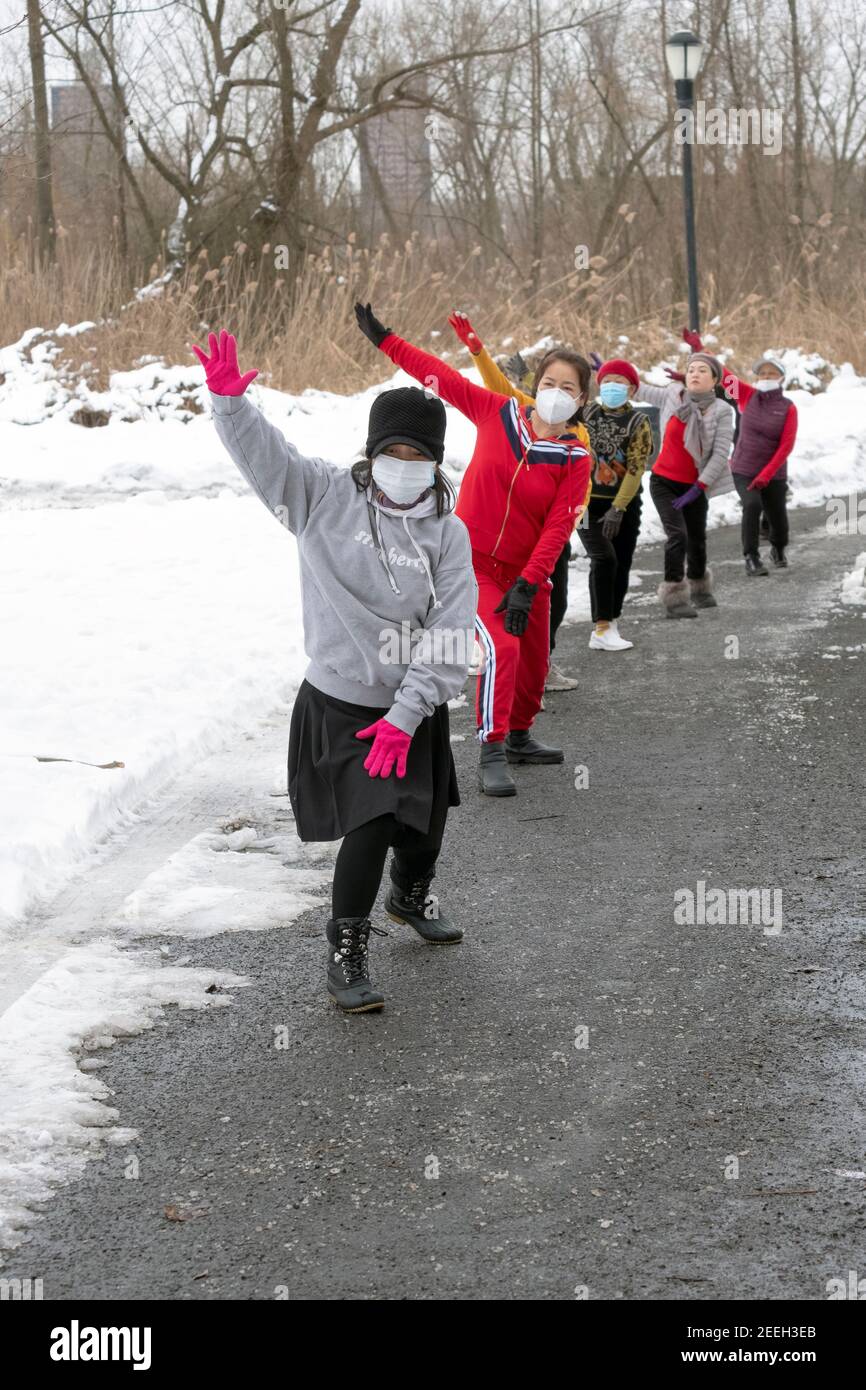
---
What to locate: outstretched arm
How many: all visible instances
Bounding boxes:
[354,302,506,427]
[195,330,335,535]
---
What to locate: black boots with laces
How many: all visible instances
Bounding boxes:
[325,916,386,1012]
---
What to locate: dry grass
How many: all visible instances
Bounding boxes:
[2,217,863,398]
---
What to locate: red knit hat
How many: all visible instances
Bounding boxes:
[597,358,639,389]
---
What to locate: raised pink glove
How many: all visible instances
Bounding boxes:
[192,329,258,396]
[355,718,411,779]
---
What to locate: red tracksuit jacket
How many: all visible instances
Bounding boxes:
[379,334,591,586]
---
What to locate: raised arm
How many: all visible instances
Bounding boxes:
[195,330,334,535]
[354,302,506,427]
[447,311,535,409]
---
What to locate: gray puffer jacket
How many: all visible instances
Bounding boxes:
[634,380,735,498]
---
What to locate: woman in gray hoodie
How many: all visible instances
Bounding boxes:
[194,330,477,1014]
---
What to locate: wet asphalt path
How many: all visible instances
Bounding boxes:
[5,504,865,1300]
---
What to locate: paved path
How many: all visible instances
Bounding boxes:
[4,505,865,1300]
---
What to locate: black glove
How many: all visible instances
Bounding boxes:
[354,301,392,348]
[601,505,624,540]
[494,576,538,637]
[505,351,529,385]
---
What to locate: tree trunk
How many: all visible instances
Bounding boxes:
[26,0,56,267]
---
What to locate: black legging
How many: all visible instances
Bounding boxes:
[576,494,643,622]
[549,540,571,652]
[649,472,709,582]
[734,474,789,555]
[332,813,442,919]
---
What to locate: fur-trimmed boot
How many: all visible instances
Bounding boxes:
[688,569,718,608]
[658,578,697,618]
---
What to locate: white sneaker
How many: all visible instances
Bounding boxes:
[589,625,633,651]
[468,640,487,675]
[545,661,578,691]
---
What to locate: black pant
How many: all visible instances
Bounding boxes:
[575,494,643,623]
[331,812,441,919]
[549,539,571,652]
[734,474,789,556]
[649,472,709,582]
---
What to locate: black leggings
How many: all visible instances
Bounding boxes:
[331,813,442,919]
[650,472,709,582]
[549,540,571,652]
[734,474,789,555]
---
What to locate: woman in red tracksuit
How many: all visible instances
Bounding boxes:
[355,302,591,799]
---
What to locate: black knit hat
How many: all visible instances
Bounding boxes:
[365,386,447,466]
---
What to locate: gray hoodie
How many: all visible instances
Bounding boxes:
[210,391,478,736]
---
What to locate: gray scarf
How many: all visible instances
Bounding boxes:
[674,388,717,467]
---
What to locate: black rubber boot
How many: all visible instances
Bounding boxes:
[326,917,386,1012]
[770,545,788,568]
[505,728,564,764]
[384,864,462,943]
[745,552,769,577]
[478,742,517,796]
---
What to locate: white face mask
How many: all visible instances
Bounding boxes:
[755,377,783,393]
[371,452,435,505]
[534,387,578,425]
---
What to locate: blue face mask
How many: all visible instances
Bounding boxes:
[599,382,629,409]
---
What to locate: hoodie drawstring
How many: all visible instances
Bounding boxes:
[366,496,440,609]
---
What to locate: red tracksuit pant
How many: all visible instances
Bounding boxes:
[472,550,552,744]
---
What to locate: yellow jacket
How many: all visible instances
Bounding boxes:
[473,345,594,525]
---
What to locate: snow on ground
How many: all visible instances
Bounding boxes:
[0,324,864,1258]
[840,551,866,604]
[0,938,246,1252]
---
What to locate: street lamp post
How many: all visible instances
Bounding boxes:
[665,30,705,333]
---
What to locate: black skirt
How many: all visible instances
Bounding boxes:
[287,679,461,843]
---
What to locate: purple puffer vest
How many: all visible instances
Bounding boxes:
[731,388,793,482]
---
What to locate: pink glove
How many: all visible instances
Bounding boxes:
[192,329,258,396]
[447,311,483,355]
[355,718,411,779]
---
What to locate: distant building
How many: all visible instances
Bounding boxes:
[49,82,116,200]
[357,79,435,242]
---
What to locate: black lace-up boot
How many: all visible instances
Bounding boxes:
[325,917,387,1012]
[384,864,463,943]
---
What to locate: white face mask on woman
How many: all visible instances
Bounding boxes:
[755,378,783,393]
[534,387,578,426]
[371,452,435,504]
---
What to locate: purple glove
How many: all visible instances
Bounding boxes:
[192,329,258,395]
[671,482,704,511]
[355,718,411,779]
[664,367,686,383]
[589,351,603,373]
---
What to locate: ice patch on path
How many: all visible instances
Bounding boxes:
[0,939,245,1259]
[117,822,332,939]
[840,551,866,604]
